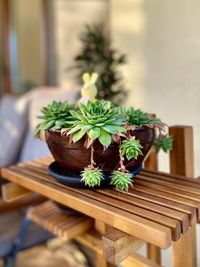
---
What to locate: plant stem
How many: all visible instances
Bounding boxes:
[90,144,96,168]
[119,154,126,172]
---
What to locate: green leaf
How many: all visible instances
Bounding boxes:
[98,129,112,147]
[114,126,126,132]
[101,125,126,135]
[88,127,100,140]
[67,125,82,135]
[70,110,85,121]
[102,125,117,134]
[82,124,94,130]
[72,129,88,142]
[55,119,65,128]
[43,120,55,130]
[95,123,105,127]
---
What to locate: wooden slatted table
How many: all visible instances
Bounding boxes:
[1,156,200,254]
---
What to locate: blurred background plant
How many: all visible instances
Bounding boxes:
[70,23,128,105]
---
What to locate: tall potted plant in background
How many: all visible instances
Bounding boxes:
[70,23,128,104]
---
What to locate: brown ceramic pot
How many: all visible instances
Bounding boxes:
[45,126,155,174]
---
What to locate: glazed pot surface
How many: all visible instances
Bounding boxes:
[45,127,155,174]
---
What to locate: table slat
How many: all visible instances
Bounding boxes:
[1,166,172,249]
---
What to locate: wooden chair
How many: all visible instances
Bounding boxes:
[0,171,48,267]
[0,169,46,214]
[145,126,196,267]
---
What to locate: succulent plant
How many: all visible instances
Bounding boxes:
[71,23,128,104]
[120,139,143,160]
[36,72,173,191]
[36,101,75,135]
[67,100,126,147]
[110,171,133,191]
[126,108,162,126]
[81,167,104,187]
[155,135,173,153]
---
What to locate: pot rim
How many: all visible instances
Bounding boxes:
[45,126,155,150]
[46,125,153,133]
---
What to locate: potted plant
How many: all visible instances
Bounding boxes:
[36,73,172,191]
[70,23,128,104]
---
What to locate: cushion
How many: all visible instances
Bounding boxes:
[19,131,51,162]
[0,95,29,167]
[0,211,52,258]
[19,86,79,162]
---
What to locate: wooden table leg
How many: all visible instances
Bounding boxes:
[103,227,145,265]
[147,244,161,264]
[169,126,197,267]
[95,220,115,267]
[172,226,196,267]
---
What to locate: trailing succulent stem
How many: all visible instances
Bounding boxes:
[109,138,141,190]
[81,144,104,187]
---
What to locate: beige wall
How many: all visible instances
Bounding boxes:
[11,0,45,91]
[6,0,109,92]
[111,0,200,176]
[52,0,109,88]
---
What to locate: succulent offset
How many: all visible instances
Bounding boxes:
[126,108,162,126]
[120,139,143,160]
[36,101,75,135]
[155,135,173,153]
[81,167,104,187]
[110,171,133,191]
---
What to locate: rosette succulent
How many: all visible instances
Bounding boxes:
[155,135,173,153]
[81,167,104,187]
[67,100,126,147]
[36,101,75,135]
[110,171,133,191]
[126,108,162,126]
[120,139,143,160]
